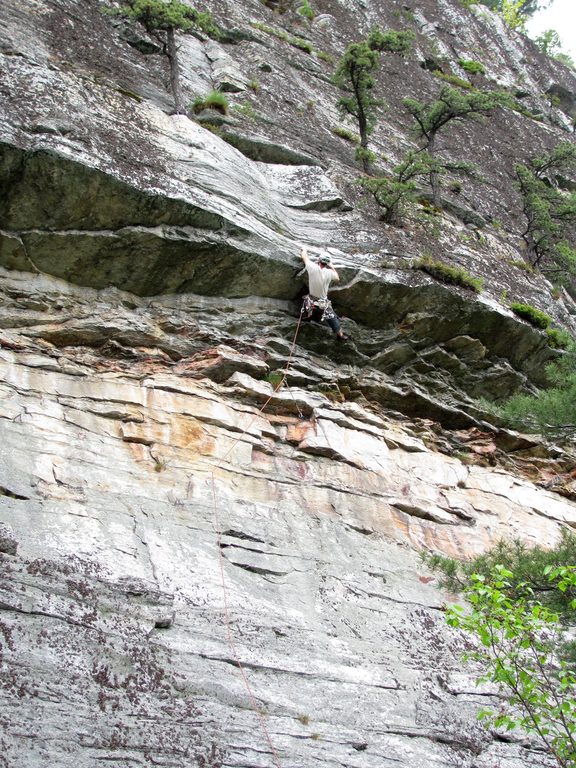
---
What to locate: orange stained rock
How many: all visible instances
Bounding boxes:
[286,419,315,444]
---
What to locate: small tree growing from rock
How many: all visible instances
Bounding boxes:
[403,86,505,206]
[447,565,576,768]
[333,28,414,174]
[360,150,438,225]
[333,41,381,174]
[110,0,221,114]
[515,142,576,282]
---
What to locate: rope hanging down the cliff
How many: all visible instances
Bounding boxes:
[209,310,304,768]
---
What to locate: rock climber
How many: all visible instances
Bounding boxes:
[299,246,347,341]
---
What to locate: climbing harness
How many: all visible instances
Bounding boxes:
[301,293,337,324]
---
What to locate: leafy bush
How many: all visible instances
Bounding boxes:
[505,257,534,272]
[433,71,473,89]
[331,125,360,143]
[547,327,573,350]
[361,150,439,225]
[446,565,576,767]
[190,90,229,114]
[499,340,576,436]
[515,143,576,280]
[251,21,313,52]
[423,530,576,614]
[510,302,551,329]
[414,254,484,292]
[296,0,314,21]
[367,27,415,56]
[458,58,485,75]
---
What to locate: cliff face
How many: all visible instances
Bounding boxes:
[1,0,576,766]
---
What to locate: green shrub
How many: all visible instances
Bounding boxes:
[510,302,551,329]
[422,530,576,615]
[499,340,576,436]
[433,71,473,89]
[444,564,576,766]
[232,101,258,119]
[367,27,415,56]
[546,327,573,349]
[293,37,313,53]
[296,0,314,21]
[331,125,360,143]
[251,21,313,53]
[414,254,483,292]
[316,50,335,63]
[458,58,485,75]
[355,146,377,167]
[190,90,229,114]
[265,371,284,389]
[505,258,534,272]
[201,122,224,136]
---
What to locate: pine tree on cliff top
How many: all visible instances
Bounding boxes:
[333,28,414,175]
[111,0,221,114]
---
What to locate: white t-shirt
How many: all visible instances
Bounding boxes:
[305,260,335,299]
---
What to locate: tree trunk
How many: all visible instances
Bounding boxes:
[358,112,371,175]
[166,27,184,115]
[428,133,440,207]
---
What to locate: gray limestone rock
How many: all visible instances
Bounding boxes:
[1,0,576,766]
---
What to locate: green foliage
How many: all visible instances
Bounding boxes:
[316,49,335,64]
[510,302,552,329]
[515,143,576,280]
[404,86,505,147]
[458,58,485,75]
[433,71,473,89]
[534,29,563,57]
[414,254,484,292]
[424,530,576,614]
[333,41,382,172]
[360,150,439,225]
[200,122,224,137]
[232,100,257,119]
[445,564,576,767]
[251,21,313,52]
[500,0,527,31]
[265,371,284,389]
[354,146,377,167]
[498,341,576,435]
[554,52,576,71]
[191,90,229,114]
[506,257,534,272]
[113,0,221,38]
[291,36,313,53]
[476,0,550,17]
[367,27,415,56]
[404,86,505,203]
[333,28,414,173]
[547,327,573,350]
[296,0,314,21]
[331,125,360,143]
